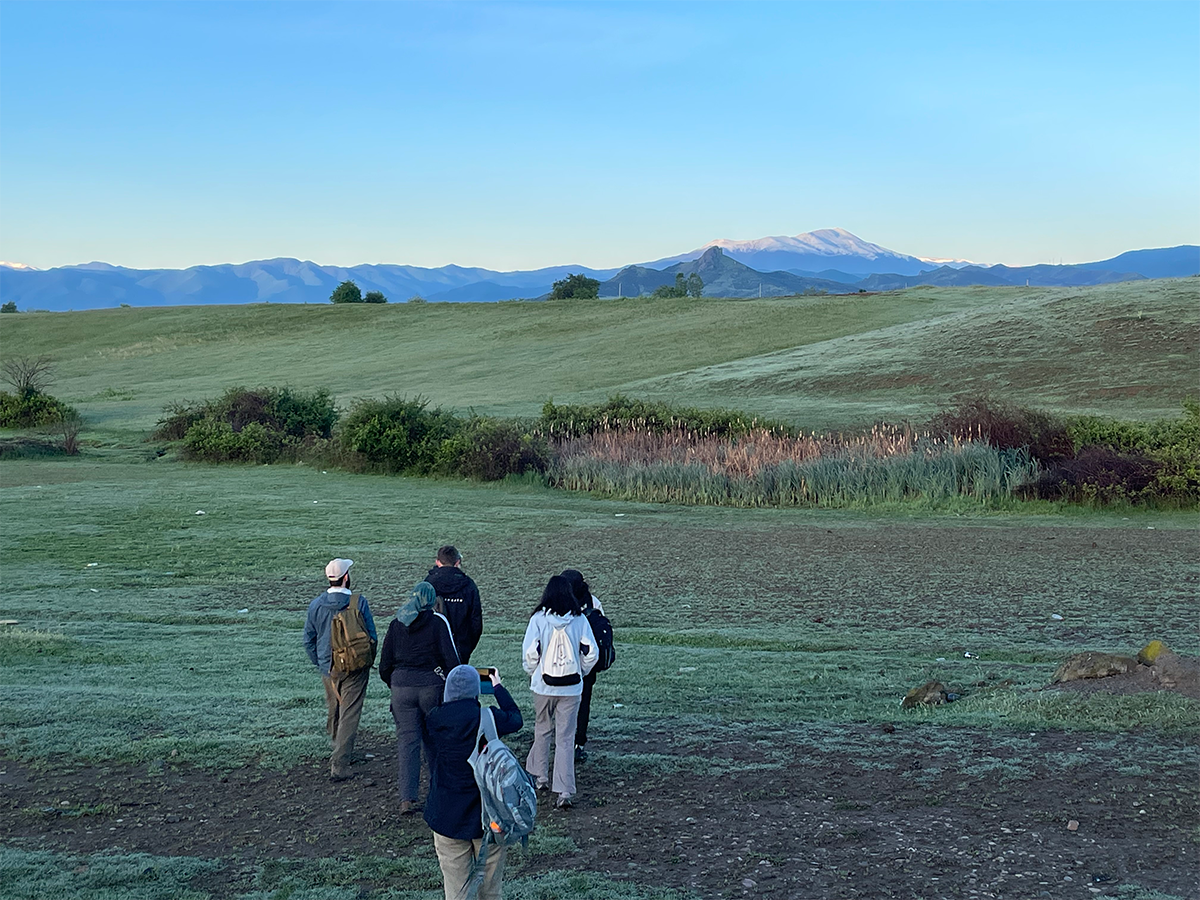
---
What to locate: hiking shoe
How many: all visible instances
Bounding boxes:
[555,794,573,810]
[574,746,588,763]
[536,779,551,793]
[398,799,422,816]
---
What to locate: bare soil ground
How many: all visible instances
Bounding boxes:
[4,719,1197,900]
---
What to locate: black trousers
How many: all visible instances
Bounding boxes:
[576,670,597,747]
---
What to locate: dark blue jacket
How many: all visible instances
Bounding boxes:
[426,566,483,664]
[423,684,522,840]
[378,610,459,689]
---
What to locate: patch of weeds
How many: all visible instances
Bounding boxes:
[0,847,219,900]
[255,854,441,892]
[958,756,1033,781]
[0,628,123,666]
[22,802,120,818]
[1107,886,1187,900]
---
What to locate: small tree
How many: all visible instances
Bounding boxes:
[363,290,387,304]
[0,301,17,313]
[406,295,428,304]
[550,273,600,300]
[2,355,55,395]
[330,281,363,304]
[686,273,704,298]
[651,274,689,299]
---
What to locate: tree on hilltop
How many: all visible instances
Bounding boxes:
[330,281,363,304]
[0,301,17,313]
[686,273,703,297]
[363,290,387,304]
[550,273,600,300]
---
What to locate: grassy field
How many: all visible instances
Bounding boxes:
[1,279,1196,438]
[1,284,1198,898]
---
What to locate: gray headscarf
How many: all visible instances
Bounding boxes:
[444,663,481,703]
[396,581,437,627]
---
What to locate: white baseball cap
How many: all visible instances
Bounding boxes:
[325,558,354,580]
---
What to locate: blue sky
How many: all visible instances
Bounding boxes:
[2,1,1197,270]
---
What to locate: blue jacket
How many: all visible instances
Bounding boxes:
[303,590,378,675]
[424,685,522,840]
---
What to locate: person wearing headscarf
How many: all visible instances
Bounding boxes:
[379,581,459,815]
[425,664,523,900]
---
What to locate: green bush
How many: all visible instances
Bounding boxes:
[339,395,462,474]
[155,387,336,442]
[539,395,793,440]
[181,419,284,464]
[436,417,549,480]
[155,386,336,464]
[0,389,77,428]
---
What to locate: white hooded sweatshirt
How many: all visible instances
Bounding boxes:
[522,610,598,697]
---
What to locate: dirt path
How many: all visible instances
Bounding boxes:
[4,724,1196,899]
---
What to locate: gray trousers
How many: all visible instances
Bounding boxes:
[322,667,369,774]
[524,692,581,797]
[433,832,506,900]
[390,681,442,801]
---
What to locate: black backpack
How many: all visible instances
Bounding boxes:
[584,607,615,673]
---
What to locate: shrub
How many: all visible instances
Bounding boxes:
[339,396,462,474]
[927,396,1073,463]
[156,386,337,464]
[0,389,77,428]
[155,387,336,442]
[539,395,793,440]
[437,417,549,480]
[363,291,387,304]
[182,419,284,464]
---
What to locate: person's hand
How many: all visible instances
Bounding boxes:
[489,667,502,687]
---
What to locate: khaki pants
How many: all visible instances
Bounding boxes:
[323,666,369,775]
[524,692,580,797]
[433,832,506,900]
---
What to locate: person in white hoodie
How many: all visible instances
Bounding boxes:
[522,574,598,809]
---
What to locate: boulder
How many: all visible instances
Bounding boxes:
[1052,652,1137,683]
[901,681,947,709]
[1150,650,1200,697]
[1137,640,1169,665]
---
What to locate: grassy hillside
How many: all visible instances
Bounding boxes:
[0,278,1195,438]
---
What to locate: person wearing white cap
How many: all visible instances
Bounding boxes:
[303,558,378,780]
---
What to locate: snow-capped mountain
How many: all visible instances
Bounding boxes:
[917,256,985,270]
[645,228,930,276]
[0,261,39,271]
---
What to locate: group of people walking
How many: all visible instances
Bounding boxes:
[302,546,611,900]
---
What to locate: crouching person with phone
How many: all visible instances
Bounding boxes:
[425,664,523,900]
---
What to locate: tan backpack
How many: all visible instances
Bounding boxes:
[330,594,375,673]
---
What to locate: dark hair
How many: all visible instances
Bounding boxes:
[533,574,581,616]
[559,568,592,609]
[436,545,462,566]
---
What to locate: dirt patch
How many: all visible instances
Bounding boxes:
[3,723,1197,900]
[1047,652,1200,701]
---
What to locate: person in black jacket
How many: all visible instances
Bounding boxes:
[379,582,459,815]
[425,664,523,900]
[426,545,483,664]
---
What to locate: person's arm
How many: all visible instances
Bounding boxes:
[521,617,541,675]
[464,583,483,664]
[303,603,320,667]
[579,617,599,676]
[378,621,396,686]
[490,680,523,736]
[437,616,460,671]
[359,595,378,643]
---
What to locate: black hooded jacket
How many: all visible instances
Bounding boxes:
[378,609,459,688]
[425,565,483,664]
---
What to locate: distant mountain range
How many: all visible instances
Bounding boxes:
[1,231,1196,311]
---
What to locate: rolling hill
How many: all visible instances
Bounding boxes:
[1,278,1194,437]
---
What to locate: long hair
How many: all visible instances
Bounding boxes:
[533,574,581,616]
[559,568,592,610]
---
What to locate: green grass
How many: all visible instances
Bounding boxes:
[0,456,1195,769]
[0,847,694,900]
[1,279,1195,439]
